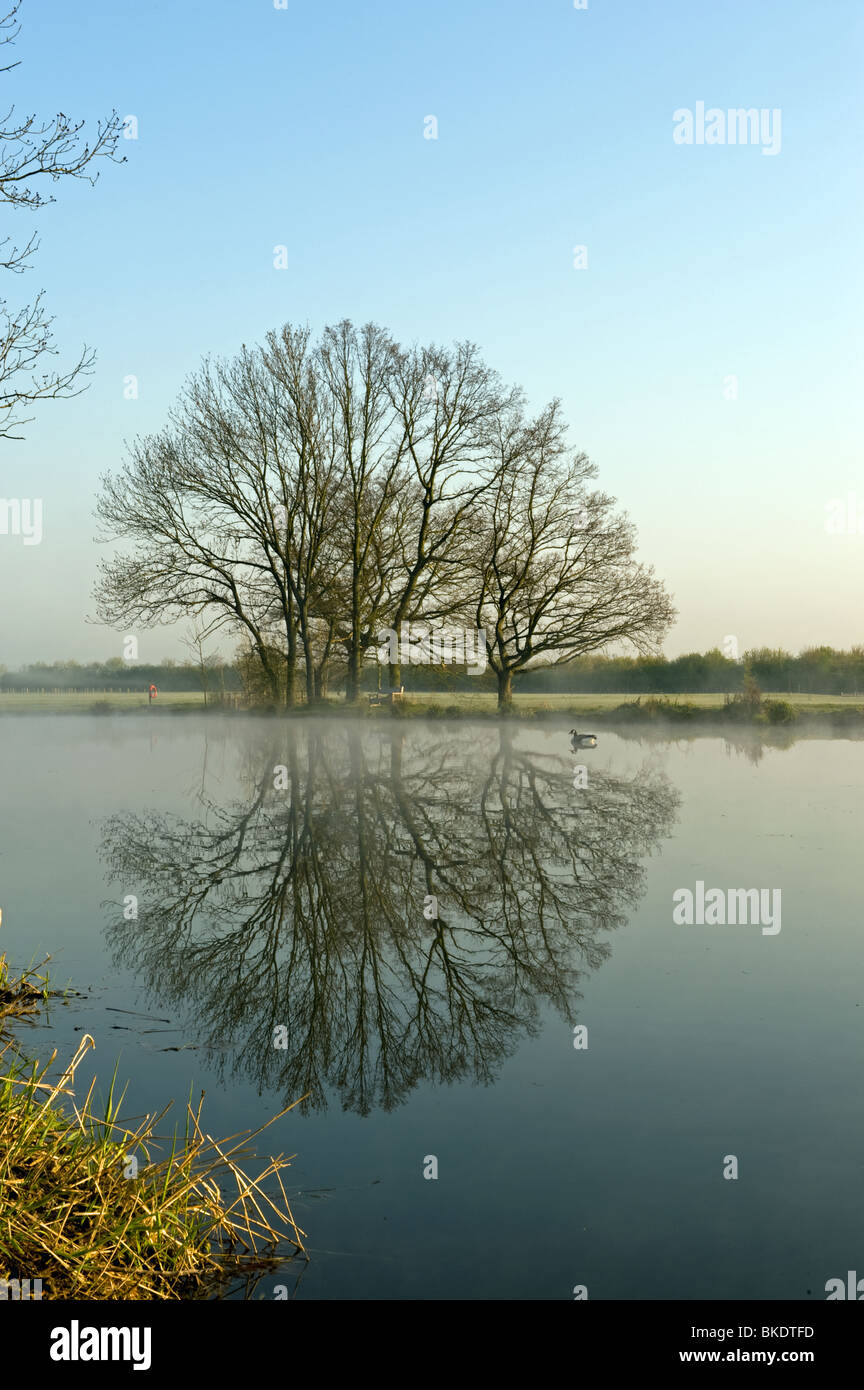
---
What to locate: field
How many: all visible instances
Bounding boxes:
[0,690,209,712]
[397,691,864,715]
[0,690,862,716]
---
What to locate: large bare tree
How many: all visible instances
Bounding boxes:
[375,337,518,687]
[470,397,676,708]
[314,320,409,702]
[0,2,123,439]
[96,352,302,705]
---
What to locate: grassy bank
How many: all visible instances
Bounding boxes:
[0,690,208,712]
[0,948,306,1299]
[382,691,864,720]
[2,689,864,721]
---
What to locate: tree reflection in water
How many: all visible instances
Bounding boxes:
[101,724,678,1115]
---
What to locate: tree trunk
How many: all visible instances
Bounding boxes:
[303,631,315,705]
[314,625,335,703]
[496,666,513,711]
[260,652,280,706]
[284,610,297,707]
[345,645,361,703]
[284,653,297,707]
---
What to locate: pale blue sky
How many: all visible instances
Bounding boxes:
[1,0,861,664]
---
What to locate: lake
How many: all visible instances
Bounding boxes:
[1,714,861,1300]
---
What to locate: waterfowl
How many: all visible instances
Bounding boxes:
[570,728,597,749]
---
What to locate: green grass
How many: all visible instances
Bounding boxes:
[0,690,208,712]
[1,689,861,717]
[398,691,864,715]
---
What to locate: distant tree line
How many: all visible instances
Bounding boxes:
[519,645,864,696]
[0,658,240,693]
[2,645,862,696]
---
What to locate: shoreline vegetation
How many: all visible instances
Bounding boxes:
[0,952,53,1027]
[1,688,864,733]
[0,946,307,1300]
[3,647,864,701]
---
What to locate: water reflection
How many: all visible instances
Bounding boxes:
[611,722,805,764]
[101,725,678,1114]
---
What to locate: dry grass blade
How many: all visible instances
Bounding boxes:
[0,942,54,1024]
[0,1031,309,1300]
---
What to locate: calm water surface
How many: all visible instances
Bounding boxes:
[2,715,861,1299]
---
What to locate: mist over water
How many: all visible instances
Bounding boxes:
[2,715,861,1299]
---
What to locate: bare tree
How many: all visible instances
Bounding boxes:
[262,323,355,702]
[181,615,223,707]
[471,398,677,708]
[94,422,290,705]
[0,3,123,439]
[95,323,676,712]
[315,320,409,701]
[376,338,518,687]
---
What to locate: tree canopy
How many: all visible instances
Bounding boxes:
[95,319,676,708]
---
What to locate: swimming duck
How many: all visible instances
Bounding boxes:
[570,729,597,749]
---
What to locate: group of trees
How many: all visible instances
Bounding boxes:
[94,320,675,709]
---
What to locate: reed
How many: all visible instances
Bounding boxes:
[0,1023,307,1299]
[0,938,52,1024]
